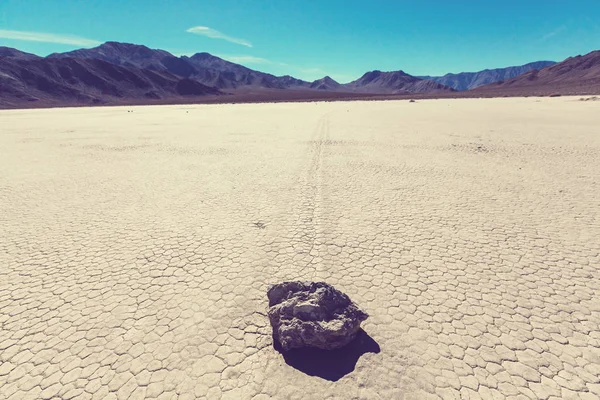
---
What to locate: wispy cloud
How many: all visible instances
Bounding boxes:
[186,26,252,47]
[217,55,324,78]
[219,55,270,64]
[0,29,100,46]
[169,51,194,57]
[542,25,566,41]
[217,54,294,67]
[169,50,328,80]
[298,67,323,74]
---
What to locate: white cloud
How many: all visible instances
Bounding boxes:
[542,26,566,41]
[0,29,101,46]
[186,26,252,47]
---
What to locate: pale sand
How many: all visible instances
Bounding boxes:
[1,97,599,399]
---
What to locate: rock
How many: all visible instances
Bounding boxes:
[267,281,368,351]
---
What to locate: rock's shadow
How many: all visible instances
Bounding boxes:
[274,329,380,382]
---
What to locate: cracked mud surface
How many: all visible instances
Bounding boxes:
[1,97,599,399]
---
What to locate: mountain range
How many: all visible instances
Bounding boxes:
[420,61,556,91]
[474,51,600,96]
[1,41,599,108]
[48,43,312,90]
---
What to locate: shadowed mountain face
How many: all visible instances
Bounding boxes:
[421,61,556,91]
[345,70,454,94]
[0,56,221,108]
[475,50,600,95]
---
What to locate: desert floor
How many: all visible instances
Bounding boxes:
[1,97,599,400]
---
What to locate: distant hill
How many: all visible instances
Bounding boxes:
[310,76,341,90]
[0,56,221,108]
[421,61,556,91]
[344,70,453,94]
[475,50,600,96]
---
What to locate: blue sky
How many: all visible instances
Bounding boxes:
[1,0,599,82]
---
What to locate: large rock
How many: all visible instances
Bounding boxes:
[267,281,369,351]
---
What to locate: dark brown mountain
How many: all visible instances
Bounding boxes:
[475,50,600,95]
[0,46,40,60]
[420,61,556,91]
[44,42,453,94]
[0,56,221,108]
[344,70,453,94]
[48,42,311,90]
[310,76,341,90]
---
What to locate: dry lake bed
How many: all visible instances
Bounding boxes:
[1,97,599,399]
